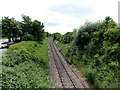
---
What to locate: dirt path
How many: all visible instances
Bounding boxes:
[48,38,89,89]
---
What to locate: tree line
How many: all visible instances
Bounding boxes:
[52,16,120,88]
[2,15,45,42]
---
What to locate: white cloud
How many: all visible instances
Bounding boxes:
[0,0,119,34]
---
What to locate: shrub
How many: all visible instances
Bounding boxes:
[55,17,119,88]
[2,39,54,88]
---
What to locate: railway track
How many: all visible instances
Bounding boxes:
[48,38,87,89]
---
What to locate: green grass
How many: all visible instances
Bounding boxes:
[1,39,54,88]
[56,41,71,54]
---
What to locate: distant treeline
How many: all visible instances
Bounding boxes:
[1,15,48,42]
[52,16,120,88]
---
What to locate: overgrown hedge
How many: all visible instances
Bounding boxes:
[54,17,120,88]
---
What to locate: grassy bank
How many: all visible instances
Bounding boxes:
[56,41,119,88]
[1,39,54,88]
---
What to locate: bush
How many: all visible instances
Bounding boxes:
[2,61,53,88]
[2,39,54,88]
[62,32,74,44]
[55,17,120,88]
[75,22,103,50]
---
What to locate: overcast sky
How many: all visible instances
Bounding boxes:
[0,0,119,34]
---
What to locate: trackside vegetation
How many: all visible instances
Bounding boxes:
[1,14,119,88]
[2,39,54,88]
[53,16,120,88]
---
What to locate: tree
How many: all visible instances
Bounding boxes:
[31,20,44,41]
[52,32,62,41]
[2,17,13,42]
[21,15,32,40]
[10,18,21,41]
[103,16,117,29]
[21,15,45,41]
[2,15,45,42]
[62,32,74,44]
[0,21,2,37]
[2,17,22,42]
[45,32,51,37]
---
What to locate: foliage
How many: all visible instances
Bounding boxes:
[2,61,52,88]
[75,21,103,50]
[45,32,51,37]
[2,39,54,88]
[2,15,45,42]
[0,21,2,36]
[2,17,22,41]
[61,32,74,44]
[23,33,35,41]
[52,32,62,42]
[52,32,75,44]
[55,16,120,88]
